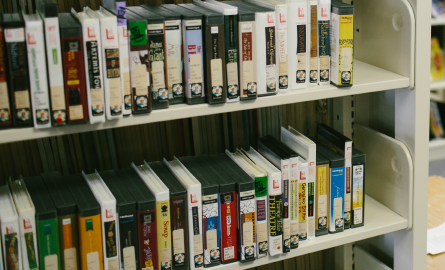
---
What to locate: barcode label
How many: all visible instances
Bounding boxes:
[224,246,234,260]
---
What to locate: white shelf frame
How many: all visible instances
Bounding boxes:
[429,139,445,161]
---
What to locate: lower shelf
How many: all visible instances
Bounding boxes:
[211,195,407,270]
[430,139,445,162]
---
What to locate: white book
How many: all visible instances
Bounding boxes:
[0,184,21,270]
[87,7,124,120]
[308,1,318,86]
[243,147,283,256]
[9,177,39,270]
[163,157,204,270]
[297,157,309,242]
[72,8,106,123]
[38,9,66,126]
[83,171,120,270]
[24,13,52,128]
[288,0,309,89]
[318,0,331,85]
[281,126,316,239]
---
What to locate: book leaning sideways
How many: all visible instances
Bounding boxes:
[0,184,21,270]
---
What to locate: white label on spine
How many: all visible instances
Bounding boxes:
[123,247,136,270]
[224,247,234,260]
[45,254,58,270]
[135,64,148,96]
[173,229,185,254]
[193,234,203,255]
[211,26,218,34]
[206,229,217,250]
[108,258,119,270]
[354,207,362,224]
[87,252,100,270]
[243,222,253,246]
[64,248,78,270]
[341,47,351,72]
[333,197,343,220]
[190,54,202,84]
[210,59,223,87]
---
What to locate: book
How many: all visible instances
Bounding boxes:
[317,0,330,85]
[126,11,152,114]
[101,1,132,116]
[193,0,241,102]
[281,126,316,239]
[223,1,277,96]
[431,101,444,139]
[86,8,124,120]
[288,0,309,88]
[0,184,22,270]
[161,5,205,105]
[227,149,268,259]
[313,149,330,236]
[330,0,353,87]
[64,174,104,270]
[4,13,33,128]
[317,123,352,229]
[24,13,52,128]
[24,176,62,270]
[115,168,157,270]
[179,3,227,105]
[58,13,89,124]
[211,153,256,262]
[177,156,221,267]
[351,147,365,228]
[134,162,173,270]
[163,157,204,270]
[193,155,238,263]
[100,170,139,270]
[313,140,345,233]
[243,147,283,256]
[71,9,106,124]
[141,5,185,105]
[41,171,81,270]
[308,1,318,85]
[37,0,67,126]
[146,161,189,270]
[127,6,169,110]
[9,177,39,270]
[0,14,12,129]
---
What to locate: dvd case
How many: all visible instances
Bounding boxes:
[318,0,331,85]
[351,147,365,228]
[308,1,318,85]
[0,184,21,270]
[0,14,12,129]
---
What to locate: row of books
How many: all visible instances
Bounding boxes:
[0,123,364,270]
[0,0,354,129]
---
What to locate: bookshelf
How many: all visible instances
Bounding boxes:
[432,17,445,26]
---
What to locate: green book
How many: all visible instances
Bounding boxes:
[24,176,61,270]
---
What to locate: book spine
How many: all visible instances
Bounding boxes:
[61,35,89,124]
[138,209,158,270]
[224,15,239,102]
[118,212,139,270]
[239,189,256,261]
[5,27,33,127]
[58,214,80,270]
[344,142,352,229]
[289,159,299,249]
[264,13,277,96]
[79,214,104,270]
[351,163,365,227]
[238,21,257,100]
[37,218,61,270]
[148,23,168,110]
[298,162,308,242]
[330,10,353,87]
[0,24,12,128]
[280,159,290,252]
[170,194,188,270]
[315,163,330,236]
[202,194,221,267]
[81,20,105,124]
[330,167,345,233]
[183,19,205,105]
[318,2,330,85]
[100,17,123,120]
[19,213,39,270]
[115,1,132,116]
[1,220,22,270]
[26,20,51,128]
[291,2,308,88]
[219,191,238,263]
[268,173,283,256]
[309,2,318,85]
[100,206,119,270]
[164,19,184,105]
[255,176,268,259]
[43,17,66,126]
[156,199,172,270]
[276,8,288,92]
[303,162,315,240]
[187,187,203,270]
[128,21,151,114]
[207,25,226,104]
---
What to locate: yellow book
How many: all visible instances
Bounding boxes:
[431,37,445,81]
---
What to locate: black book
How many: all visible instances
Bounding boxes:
[0,14,12,129]
[4,13,33,128]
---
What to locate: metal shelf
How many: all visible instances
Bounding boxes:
[430,139,445,162]
[0,60,409,144]
[432,17,445,26]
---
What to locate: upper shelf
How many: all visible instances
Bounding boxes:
[0,60,409,144]
[432,17,445,26]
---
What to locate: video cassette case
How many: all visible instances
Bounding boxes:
[163,157,204,270]
[42,171,81,270]
[24,176,62,270]
[100,170,139,270]
[64,174,104,270]
[308,1,318,85]
[351,147,365,228]
[318,0,331,85]
[116,168,157,270]
[9,177,39,270]
[0,14,12,129]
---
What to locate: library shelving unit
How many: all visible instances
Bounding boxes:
[0,0,429,269]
